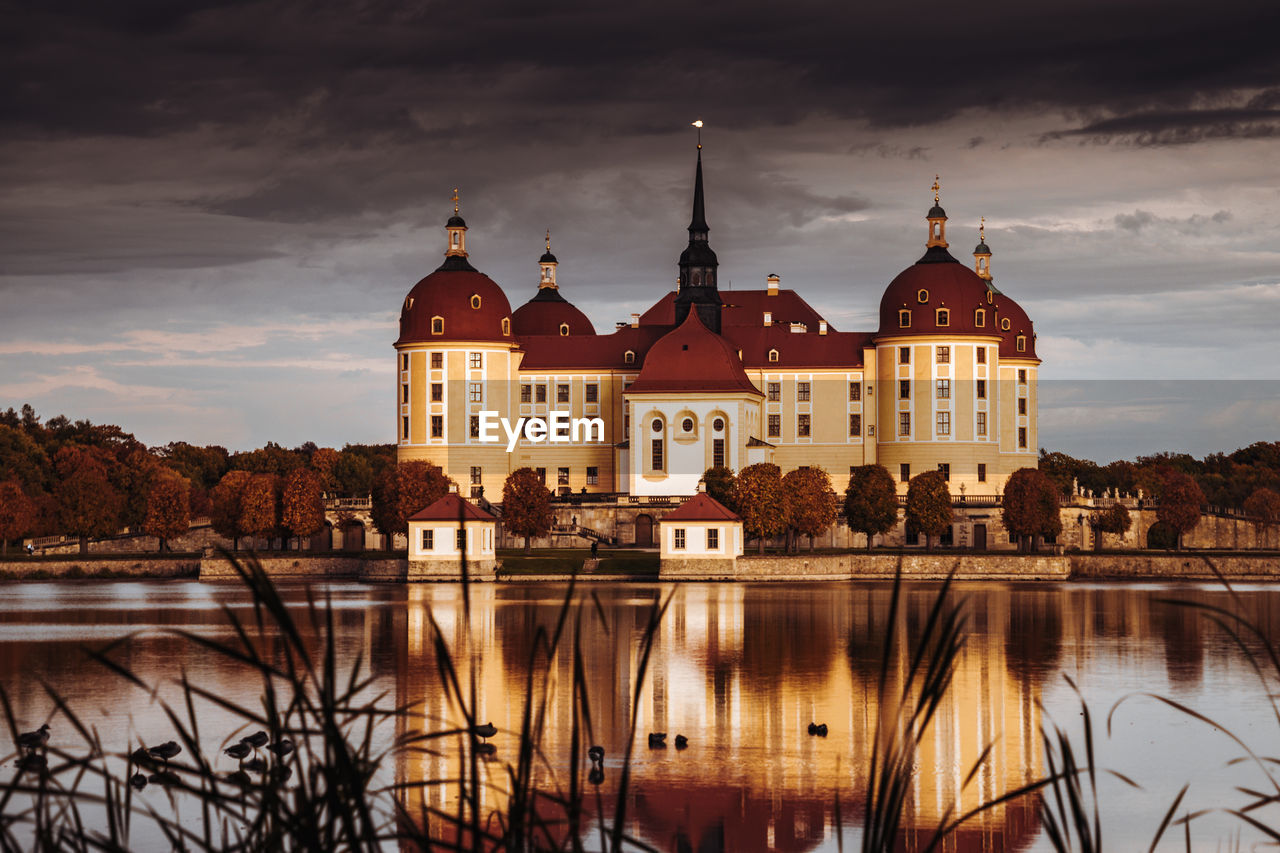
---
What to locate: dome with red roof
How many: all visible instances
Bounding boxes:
[626,311,762,395]
[396,255,513,346]
[511,289,596,337]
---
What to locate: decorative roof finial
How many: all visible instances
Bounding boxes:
[545,229,551,251]
[452,187,460,215]
[979,216,985,242]
[692,119,703,150]
[932,175,940,204]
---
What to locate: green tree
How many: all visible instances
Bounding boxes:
[905,470,952,550]
[143,470,190,552]
[0,480,36,557]
[371,461,452,551]
[1244,487,1280,549]
[1157,471,1205,550]
[239,473,281,548]
[844,464,898,550]
[332,452,375,497]
[1001,467,1061,553]
[53,446,123,554]
[699,466,737,512]
[282,468,326,548]
[502,467,554,553]
[781,467,836,551]
[735,463,786,554]
[1091,503,1132,551]
[210,470,252,550]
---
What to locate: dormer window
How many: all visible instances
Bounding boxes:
[917,289,929,303]
[624,350,635,364]
[431,316,444,335]
[405,297,414,310]
[470,294,482,309]
[501,318,511,335]
[986,291,994,305]
[763,311,772,327]
[974,308,986,327]
[1001,318,1011,331]
[1016,335,1027,353]
[768,348,779,363]
[559,323,570,337]
[899,309,911,328]
[936,308,949,327]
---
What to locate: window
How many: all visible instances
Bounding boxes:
[422,529,433,550]
[432,383,443,402]
[976,348,986,365]
[899,379,910,399]
[520,384,531,403]
[899,309,911,328]
[936,411,951,435]
[501,318,510,335]
[767,414,781,437]
[431,352,443,369]
[900,463,910,482]
[975,308,986,328]
[768,382,780,401]
[936,308,950,327]
[456,528,466,551]
[536,385,547,403]
[401,353,409,370]
[849,382,861,401]
[469,415,480,437]
[651,418,663,433]
[987,291,994,305]
[557,383,569,403]
[712,417,724,431]
[1001,318,1011,331]
[938,463,950,481]
[713,438,725,468]
[1017,335,1026,353]
[1018,369,1027,384]
[673,528,686,550]
[431,415,443,438]
[535,467,546,483]
[559,323,570,337]
[586,466,598,485]
[768,349,779,362]
[624,350,635,364]
[431,317,444,335]
[402,383,408,403]
[977,412,987,436]
[797,382,811,402]
[899,347,910,364]
[471,466,482,485]
[916,289,929,303]
[558,467,569,486]
[1018,427,1028,448]
[936,379,950,399]
[849,414,861,436]
[624,413,630,434]
[402,416,409,439]
[468,382,483,403]
[937,346,950,364]
[651,439,664,471]
[977,463,987,482]
[899,412,911,436]
[976,379,986,399]
[585,383,598,403]
[706,528,719,549]
[682,417,694,433]
[470,294,482,309]
[469,352,482,369]
[798,414,811,437]
[1018,397,1027,415]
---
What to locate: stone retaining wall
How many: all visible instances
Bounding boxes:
[198,553,364,581]
[663,553,1071,581]
[0,557,199,579]
[1070,553,1280,580]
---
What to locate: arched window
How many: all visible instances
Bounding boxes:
[768,348,779,363]
[501,318,510,335]
[559,323,569,337]
[431,316,444,335]
[974,308,985,327]
[986,291,994,305]
[470,294,482,309]
[1016,335,1027,352]
[917,289,929,303]
[899,309,911,328]
[936,308,949,326]
[624,350,635,364]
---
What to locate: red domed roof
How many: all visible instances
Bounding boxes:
[877,250,1037,359]
[396,263,513,346]
[627,311,762,395]
[511,289,596,336]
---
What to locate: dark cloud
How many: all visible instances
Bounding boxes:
[1046,108,1280,146]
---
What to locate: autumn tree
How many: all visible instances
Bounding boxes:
[371,461,452,551]
[239,473,281,548]
[143,470,190,552]
[781,466,836,551]
[53,446,123,554]
[844,464,898,550]
[699,467,737,512]
[1090,503,1132,551]
[905,470,953,550]
[1157,471,1205,550]
[1244,487,1280,549]
[115,447,163,530]
[282,468,326,549]
[1001,467,1061,553]
[332,452,375,497]
[310,447,341,493]
[0,480,36,557]
[502,467,554,553]
[210,470,252,549]
[735,463,787,554]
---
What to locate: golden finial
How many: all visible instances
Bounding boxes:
[932,175,940,204]
[452,188,460,215]
[692,119,703,149]
[980,216,986,242]
[545,229,551,251]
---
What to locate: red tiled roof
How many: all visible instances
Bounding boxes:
[662,491,741,522]
[510,289,597,336]
[725,326,872,369]
[408,492,496,522]
[397,269,513,345]
[625,311,763,396]
[640,288,831,330]
[516,325,668,370]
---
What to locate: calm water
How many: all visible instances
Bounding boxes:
[3,579,1280,851]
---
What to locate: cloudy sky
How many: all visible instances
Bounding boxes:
[3,0,1279,460]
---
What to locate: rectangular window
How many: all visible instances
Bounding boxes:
[422,529,433,550]
[767,414,781,437]
[469,415,480,437]
[673,528,686,550]
[937,346,950,364]
[536,385,547,403]
[585,383,598,403]
[557,383,570,403]
[899,412,911,436]
[798,414,811,437]
[624,413,630,434]
[431,352,443,369]
[849,382,861,401]
[1018,369,1027,384]
[469,352,482,369]
[1018,397,1027,415]
[938,463,950,481]
[900,346,910,364]
[558,467,569,486]
[402,353,409,370]
[468,382,483,403]
[976,348,986,365]
[520,384,531,403]
[899,379,910,399]
[767,382,780,401]
[652,439,664,471]
[900,463,910,482]
[456,528,467,551]
[1018,427,1028,448]
[470,466,482,485]
[713,438,725,468]
[401,383,408,403]
[936,379,950,399]
[977,411,987,436]
[797,382,811,402]
[706,528,719,549]
[849,413,861,436]
[586,466,598,485]
[936,411,951,435]
[431,415,443,438]
[535,467,546,483]
[432,382,443,402]
[976,379,986,399]
[402,416,409,439]
[978,463,987,482]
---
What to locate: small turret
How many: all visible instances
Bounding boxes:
[538,230,558,289]
[973,216,992,282]
[926,175,948,249]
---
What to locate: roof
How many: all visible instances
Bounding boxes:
[511,288,596,336]
[662,491,740,522]
[397,267,513,345]
[625,311,763,396]
[517,324,668,370]
[640,288,830,330]
[408,492,496,523]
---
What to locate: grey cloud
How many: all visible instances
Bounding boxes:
[1045,108,1280,146]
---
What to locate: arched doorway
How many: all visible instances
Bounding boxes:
[310,522,333,552]
[635,514,654,548]
[343,520,366,552]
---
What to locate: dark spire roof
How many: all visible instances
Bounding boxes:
[689,148,709,235]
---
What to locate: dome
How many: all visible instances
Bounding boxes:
[447,215,467,228]
[626,311,762,395]
[511,288,596,336]
[396,260,513,345]
[928,204,947,218]
[539,249,558,264]
[973,241,991,255]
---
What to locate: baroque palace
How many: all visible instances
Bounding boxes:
[394,144,1040,547]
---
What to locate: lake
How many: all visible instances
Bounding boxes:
[2,578,1279,851]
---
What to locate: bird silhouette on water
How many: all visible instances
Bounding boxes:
[674,734,688,749]
[587,745,604,763]
[242,731,269,751]
[17,724,50,752]
[472,722,497,741]
[129,772,147,790]
[267,738,294,758]
[647,732,667,748]
[148,741,182,767]
[224,742,252,762]
[807,723,828,737]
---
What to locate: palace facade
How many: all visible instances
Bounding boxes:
[394,147,1039,505]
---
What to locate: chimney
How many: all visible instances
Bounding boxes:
[766,273,780,295]
[763,311,772,327]
[630,313,640,328]
[819,320,828,335]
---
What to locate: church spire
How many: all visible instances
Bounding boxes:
[675,122,721,333]
[689,148,709,236]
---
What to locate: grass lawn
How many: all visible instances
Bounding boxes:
[497,548,659,577]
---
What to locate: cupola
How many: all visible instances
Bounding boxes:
[926,175,948,249]
[973,217,992,282]
[538,230,558,288]
[445,188,469,259]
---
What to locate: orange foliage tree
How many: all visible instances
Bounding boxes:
[1244,487,1280,549]
[844,464,899,550]
[282,468,326,548]
[735,463,786,554]
[1157,471,1205,550]
[502,467,554,553]
[905,470,953,551]
[781,466,836,551]
[1001,467,1061,553]
[0,480,36,557]
[371,461,452,551]
[53,446,123,555]
[210,470,252,549]
[144,470,191,552]
[239,473,280,548]
[309,447,341,493]
[1091,503,1132,551]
